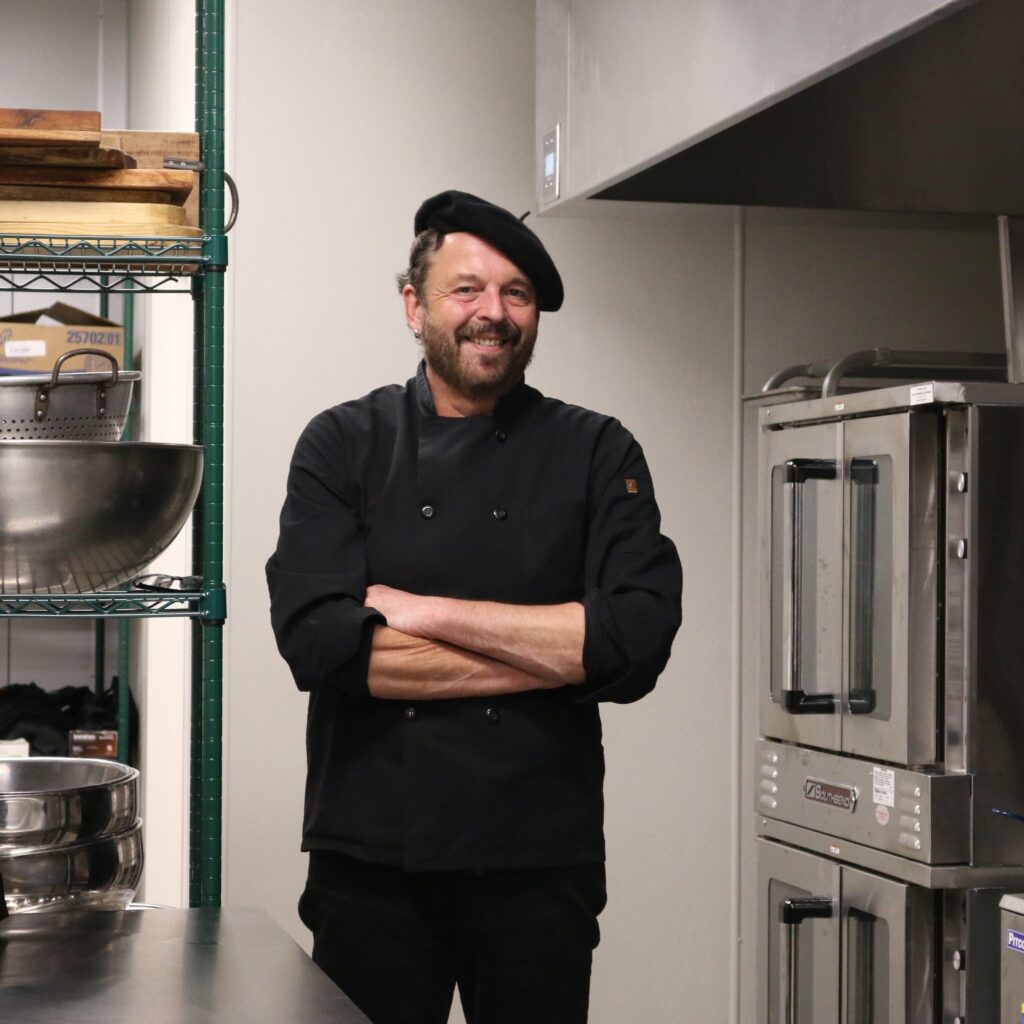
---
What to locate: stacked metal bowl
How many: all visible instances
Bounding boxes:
[0,757,142,914]
[0,349,203,592]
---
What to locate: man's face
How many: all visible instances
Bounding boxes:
[404,233,540,402]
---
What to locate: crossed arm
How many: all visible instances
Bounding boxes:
[364,585,586,700]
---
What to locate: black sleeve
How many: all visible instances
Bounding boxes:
[266,411,384,698]
[575,421,683,704]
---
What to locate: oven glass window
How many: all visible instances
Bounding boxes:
[846,907,891,1023]
[849,456,894,721]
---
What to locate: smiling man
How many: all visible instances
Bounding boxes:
[267,191,683,1024]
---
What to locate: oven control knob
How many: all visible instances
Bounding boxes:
[956,472,968,493]
[953,1017,965,1024]
[956,539,968,559]
[953,949,967,971]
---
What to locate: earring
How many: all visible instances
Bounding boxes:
[413,329,421,339]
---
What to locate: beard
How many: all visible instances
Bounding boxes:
[421,315,537,402]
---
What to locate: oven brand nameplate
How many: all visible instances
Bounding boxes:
[804,778,858,812]
[1008,929,1024,954]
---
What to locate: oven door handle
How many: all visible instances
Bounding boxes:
[848,458,879,716]
[781,896,833,1024]
[781,459,837,715]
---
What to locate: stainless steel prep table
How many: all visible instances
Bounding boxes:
[0,907,370,1023]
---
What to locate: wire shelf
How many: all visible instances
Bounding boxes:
[0,587,205,618]
[0,233,209,292]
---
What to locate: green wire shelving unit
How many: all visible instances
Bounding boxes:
[0,0,227,908]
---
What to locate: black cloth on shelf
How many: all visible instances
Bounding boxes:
[0,681,138,760]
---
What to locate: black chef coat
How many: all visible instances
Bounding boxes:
[267,362,682,872]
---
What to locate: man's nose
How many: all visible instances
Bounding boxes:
[475,287,506,321]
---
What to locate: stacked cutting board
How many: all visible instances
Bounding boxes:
[0,108,202,237]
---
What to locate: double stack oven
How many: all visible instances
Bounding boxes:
[754,381,1024,1023]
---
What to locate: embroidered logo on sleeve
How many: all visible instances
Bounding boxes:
[625,478,639,494]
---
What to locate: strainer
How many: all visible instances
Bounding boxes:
[0,348,140,440]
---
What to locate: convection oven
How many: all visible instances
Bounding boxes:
[754,380,1024,1023]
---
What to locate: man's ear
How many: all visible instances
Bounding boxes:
[402,284,424,335]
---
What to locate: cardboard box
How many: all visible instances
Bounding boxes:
[0,301,124,374]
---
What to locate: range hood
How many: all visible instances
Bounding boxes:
[595,0,1024,216]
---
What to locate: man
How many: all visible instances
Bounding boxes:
[267,190,682,1024]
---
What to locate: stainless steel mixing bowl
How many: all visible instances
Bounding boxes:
[0,819,143,913]
[0,758,139,850]
[0,440,203,592]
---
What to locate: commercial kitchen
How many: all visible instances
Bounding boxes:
[2,1,1024,1021]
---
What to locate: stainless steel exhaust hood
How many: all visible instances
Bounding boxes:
[595,0,1024,216]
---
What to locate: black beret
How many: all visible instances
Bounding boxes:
[413,190,564,312]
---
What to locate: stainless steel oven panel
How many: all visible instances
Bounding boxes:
[840,864,933,1024]
[970,405,1024,868]
[941,888,1002,1024]
[758,839,840,1024]
[756,739,971,863]
[760,421,843,753]
[944,408,970,774]
[760,380,1024,429]
[841,412,940,767]
[758,816,1024,890]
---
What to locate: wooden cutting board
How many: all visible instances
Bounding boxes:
[101,130,202,227]
[0,167,194,204]
[0,109,101,147]
[0,145,137,169]
[0,199,203,237]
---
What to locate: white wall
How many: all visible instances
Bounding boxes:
[221,4,1005,1024]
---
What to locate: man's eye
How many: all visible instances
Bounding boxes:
[505,288,532,304]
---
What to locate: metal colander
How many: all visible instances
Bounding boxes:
[0,348,139,441]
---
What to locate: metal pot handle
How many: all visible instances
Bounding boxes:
[34,348,122,423]
[48,348,121,389]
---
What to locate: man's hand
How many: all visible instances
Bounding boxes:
[365,584,435,637]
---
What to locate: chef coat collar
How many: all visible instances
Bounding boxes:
[413,359,536,422]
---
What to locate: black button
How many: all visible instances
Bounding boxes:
[494,430,507,443]
[485,707,500,723]
[420,505,435,519]
[404,706,417,720]
[492,507,508,521]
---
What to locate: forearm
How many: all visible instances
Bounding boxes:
[366,585,585,684]
[422,597,585,683]
[367,626,561,700]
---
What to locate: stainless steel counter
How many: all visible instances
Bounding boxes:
[0,907,370,1023]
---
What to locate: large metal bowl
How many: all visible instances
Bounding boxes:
[0,440,203,592]
[0,819,143,914]
[0,758,139,850]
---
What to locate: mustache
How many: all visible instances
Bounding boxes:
[455,320,520,344]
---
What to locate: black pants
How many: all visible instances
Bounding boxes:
[299,850,607,1024]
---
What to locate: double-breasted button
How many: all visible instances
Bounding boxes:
[494,430,507,443]
[403,706,417,720]
[485,707,500,723]
[492,507,508,521]
[420,504,435,519]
